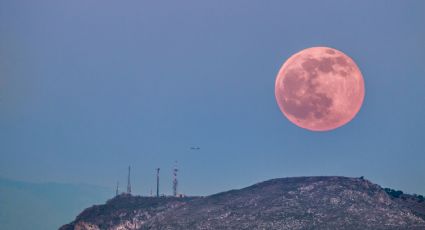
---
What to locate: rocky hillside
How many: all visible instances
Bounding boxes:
[384,188,425,221]
[60,177,425,230]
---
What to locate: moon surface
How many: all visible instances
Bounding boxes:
[275,47,365,131]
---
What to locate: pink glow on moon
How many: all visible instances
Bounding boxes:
[275,47,365,131]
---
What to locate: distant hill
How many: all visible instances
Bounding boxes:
[60,176,425,230]
[0,177,111,230]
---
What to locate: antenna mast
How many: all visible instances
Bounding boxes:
[116,181,119,196]
[172,161,178,197]
[127,165,132,194]
[156,168,160,197]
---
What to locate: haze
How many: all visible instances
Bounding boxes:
[1,0,424,197]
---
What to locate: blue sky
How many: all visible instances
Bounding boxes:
[1,0,424,196]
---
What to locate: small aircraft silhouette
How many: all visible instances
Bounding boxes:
[190,146,200,150]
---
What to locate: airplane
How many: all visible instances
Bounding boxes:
[190,146,200,150]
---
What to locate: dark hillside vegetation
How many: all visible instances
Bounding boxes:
[61,177,425,230]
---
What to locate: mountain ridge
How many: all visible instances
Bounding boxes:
[60,176,425,230]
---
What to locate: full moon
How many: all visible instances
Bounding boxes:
[275,47,365,131]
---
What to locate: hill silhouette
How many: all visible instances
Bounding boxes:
[60,176,425,230]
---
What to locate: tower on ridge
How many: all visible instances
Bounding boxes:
[116,181,119,196]
[127,165,132,194]
[172,161,178,197]
[156,168,160,197]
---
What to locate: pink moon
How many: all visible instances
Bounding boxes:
[275,47,365,131]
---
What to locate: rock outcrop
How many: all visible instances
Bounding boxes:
[61,177,425,230]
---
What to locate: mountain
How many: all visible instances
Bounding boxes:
[60,176,425,230]
[0,177,111,230]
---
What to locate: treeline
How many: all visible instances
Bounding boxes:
[384,188,424,202]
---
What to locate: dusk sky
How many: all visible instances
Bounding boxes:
[1,0,424,196]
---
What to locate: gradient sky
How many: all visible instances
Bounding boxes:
[1,0,424,196]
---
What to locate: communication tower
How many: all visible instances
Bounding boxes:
[156,168,160,197]
[115,181,119,196]
[172,161,178,197]
[127,165,132,194]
